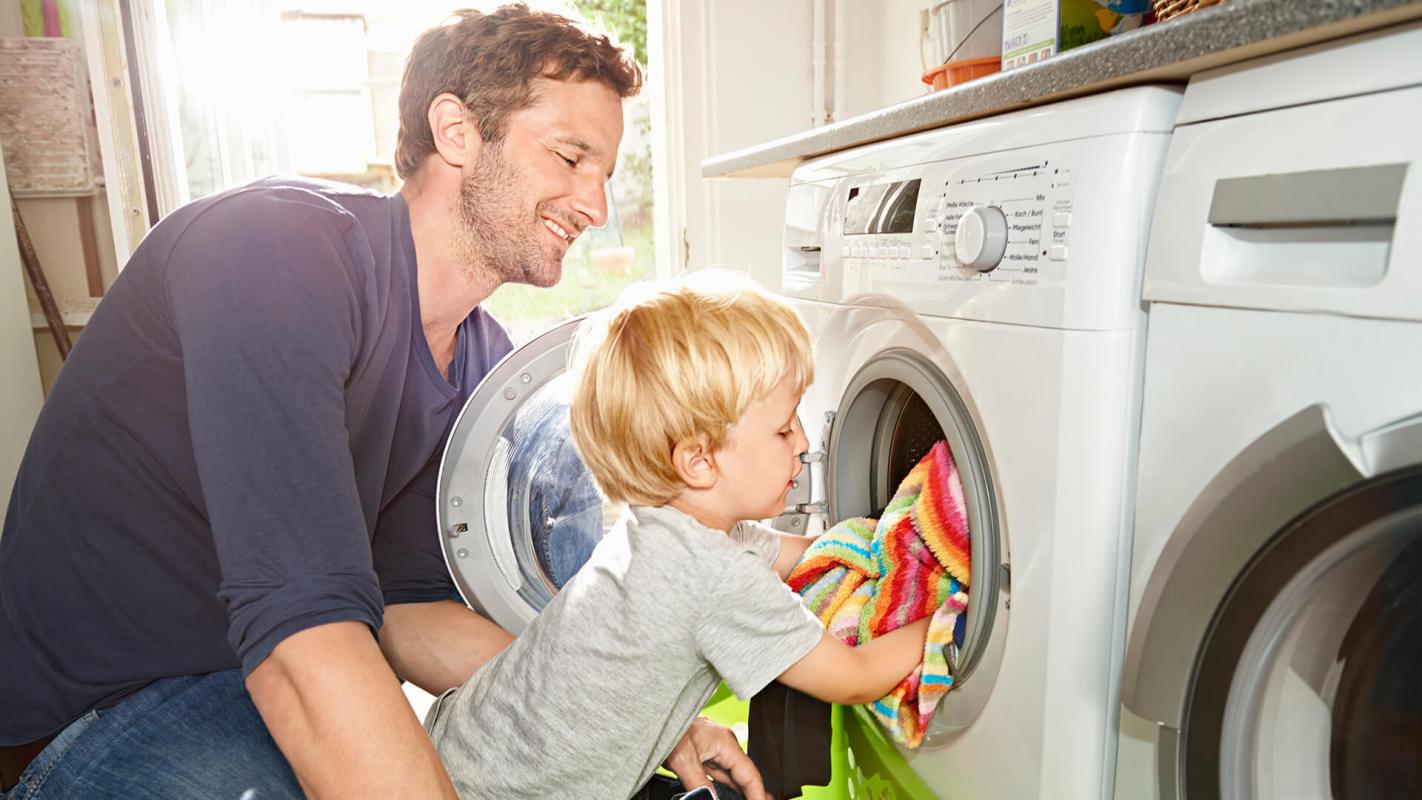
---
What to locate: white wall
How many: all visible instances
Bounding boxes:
[0,140,47,526]
[652,0,812,291]
[840,0,931,120]
[653,0,932,292]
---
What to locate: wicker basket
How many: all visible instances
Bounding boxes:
[1152,0,1226,21]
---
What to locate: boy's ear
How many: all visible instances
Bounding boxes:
[671,435,718,490]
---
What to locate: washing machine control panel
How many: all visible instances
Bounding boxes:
[784,129,1171,329]
[825,150,1078,303]
[930,156,1074,281]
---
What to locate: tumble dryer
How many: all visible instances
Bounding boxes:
[777,86,1178,798]
[1115,22,1422,800]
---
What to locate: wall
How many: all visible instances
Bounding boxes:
[653,0,813,291]
[21,194,120,391]
[841,0,931,120]
[655,0,935,292]
[0,140,45,525]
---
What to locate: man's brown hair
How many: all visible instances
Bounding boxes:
[395,3,643,180]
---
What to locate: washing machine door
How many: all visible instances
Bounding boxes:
[437,317,815,634]
[820,335,1008,744]
[436,319,611,634]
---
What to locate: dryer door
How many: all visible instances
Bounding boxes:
[437,317,814,634]
[1185,464,1422,800]
[1123,407,1422,799]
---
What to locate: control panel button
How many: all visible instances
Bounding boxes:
[926,216,940,232]
[921,244,938,260]
[954,205,1009,272]
[1049,245,1068,261]
[897,246,911,259]
[1053,212,1072,228]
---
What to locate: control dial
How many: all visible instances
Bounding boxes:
[954,205,1008,272]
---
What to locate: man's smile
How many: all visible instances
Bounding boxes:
[542,215,579,248]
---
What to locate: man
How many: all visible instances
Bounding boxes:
[0,6,765,798]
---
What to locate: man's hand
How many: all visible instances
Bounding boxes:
[663,716,769,800]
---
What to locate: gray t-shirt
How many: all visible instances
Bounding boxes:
[426,504,825,799]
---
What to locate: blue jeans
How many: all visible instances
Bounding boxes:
[1,669,301,799]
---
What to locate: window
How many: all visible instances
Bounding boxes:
[146,0,656,341]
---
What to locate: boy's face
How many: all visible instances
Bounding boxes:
[713,373,811,522]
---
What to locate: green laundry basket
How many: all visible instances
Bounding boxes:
[698,686,938,800]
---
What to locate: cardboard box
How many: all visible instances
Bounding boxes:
[1002,0,1148,70]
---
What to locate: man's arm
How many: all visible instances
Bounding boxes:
[379,600,513,694]
[382,600,770,799]
[245,621,456,799]
[776,618,931,706]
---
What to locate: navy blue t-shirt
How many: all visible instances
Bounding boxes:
[0,177,512,744]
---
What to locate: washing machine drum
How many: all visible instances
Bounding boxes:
[436,320,613,634]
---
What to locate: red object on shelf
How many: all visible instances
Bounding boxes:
[922,56,1001,91]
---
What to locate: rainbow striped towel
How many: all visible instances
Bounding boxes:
[787,440,970,748]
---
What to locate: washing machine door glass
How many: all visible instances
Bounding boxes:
[438,319,612,635]
[825,346,1006,743]
[1189,467,1422,799]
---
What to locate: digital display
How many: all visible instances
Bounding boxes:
[844,179,921,235]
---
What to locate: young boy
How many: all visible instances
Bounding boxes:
[426,273,931,799]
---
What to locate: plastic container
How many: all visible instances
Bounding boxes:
[923,0,1004,91]
[928,0,1005,62]
[922,56,1001,90]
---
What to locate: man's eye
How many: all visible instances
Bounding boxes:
[558,152,577,167]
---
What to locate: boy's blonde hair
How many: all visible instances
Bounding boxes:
[568,271,814,506]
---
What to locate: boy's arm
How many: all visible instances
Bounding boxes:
[776,617,931,705]
[770,531,818,579]
[732,520,818,580]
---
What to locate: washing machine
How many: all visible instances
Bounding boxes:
[431,87,1178,798]
[1114,22,1422,800]
[775,85,1178,798]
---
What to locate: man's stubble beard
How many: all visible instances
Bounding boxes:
[453,144,564,290]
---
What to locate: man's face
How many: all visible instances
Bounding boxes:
[455,78,625,289]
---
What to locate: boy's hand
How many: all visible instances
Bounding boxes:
[664,716,770,800]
